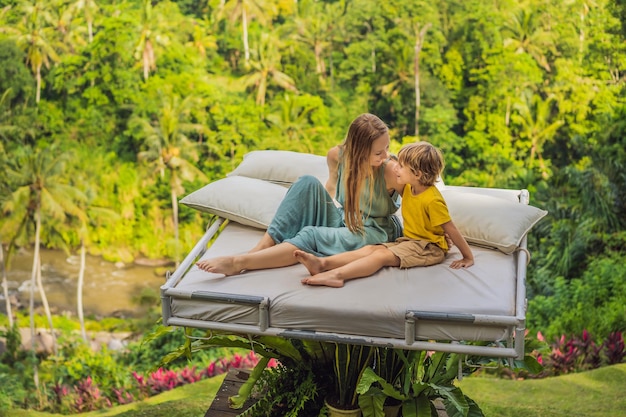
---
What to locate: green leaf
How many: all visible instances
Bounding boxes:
[438,386,469,417]
[466,396,486,417]
[228,356,270,409]
[358,388,385,417]
[416,395,433,416]
[520,354,544,374]
[402,398,417,417]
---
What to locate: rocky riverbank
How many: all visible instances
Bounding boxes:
[0,327,134,356]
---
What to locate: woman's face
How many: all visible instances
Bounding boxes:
[369,133,390,167]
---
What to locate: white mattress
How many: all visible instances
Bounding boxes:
[166,222,519,343]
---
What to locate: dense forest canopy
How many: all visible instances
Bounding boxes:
[1,0,625,341]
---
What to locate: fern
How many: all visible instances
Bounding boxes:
[238,363,321,417]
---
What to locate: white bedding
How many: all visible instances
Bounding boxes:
[167,222,518,343]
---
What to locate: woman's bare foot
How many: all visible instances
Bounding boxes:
[293,250,324,275]
[301,273,345,288]
[196,256,243,276]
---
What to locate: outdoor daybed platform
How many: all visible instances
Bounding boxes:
[161,150,547,360]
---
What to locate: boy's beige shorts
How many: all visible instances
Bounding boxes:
[382,238,445,268]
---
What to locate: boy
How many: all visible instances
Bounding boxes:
[295,141,474,288]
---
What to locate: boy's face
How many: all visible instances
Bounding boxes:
[369,133,390,167]
[394,161,417,185]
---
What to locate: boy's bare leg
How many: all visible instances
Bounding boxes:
[197,242,299,276]
[294,245,380,276]
[301,247,399,288]
[248,232,276,253]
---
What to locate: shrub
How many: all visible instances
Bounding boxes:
[539,330,626,376]
[528,254,626,341]
[46,350,264,414]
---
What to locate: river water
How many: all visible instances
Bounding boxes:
[3,248,170,318]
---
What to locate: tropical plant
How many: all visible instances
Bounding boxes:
[501,7,555,72]
[325,343,375,411]
[133,0,185,80]
[130,87,208,263]
[2,144,87,390]
[511,90,564,179]
[67,0,99,44]
[0,236,12,326]
[240,31,298,106]
[357,350,485,417]
[159,329,391,415]
[239,362,319,417]
[216,0,277,65]
[5,0,65,103]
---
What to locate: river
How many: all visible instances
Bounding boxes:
[3,248,170,318]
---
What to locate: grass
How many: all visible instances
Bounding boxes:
[3,364,626,417]
[458,363,626,417]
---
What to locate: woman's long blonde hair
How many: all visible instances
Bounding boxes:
[341,113,388,234]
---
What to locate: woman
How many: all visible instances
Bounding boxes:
[196,113,404,276]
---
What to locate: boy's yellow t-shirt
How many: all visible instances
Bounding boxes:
[401,185,450,251]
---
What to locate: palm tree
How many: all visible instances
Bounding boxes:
[413,21,431,137]
[5,0,64,103]
[131,89,208,263]
[133,0,183,80]
[185,18,217,58]
[0,238,13,327]
[134,0,158,80]
[512,90,564,179]
[502,8,554,72]
[68,0,99,43]
[1,144,86,392]
[0,94,15,327]
[72,203,117,342]
[217,0,276,64]
[289,1,334,86]
[240,32,298,106]
[266,94,323,152]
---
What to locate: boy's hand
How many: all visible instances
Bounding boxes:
[450,257,474,269]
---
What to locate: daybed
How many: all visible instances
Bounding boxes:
[160,150,547,360]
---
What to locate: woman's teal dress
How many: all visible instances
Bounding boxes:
[266,160,401,256]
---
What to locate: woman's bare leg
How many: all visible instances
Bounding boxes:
[294,246,380,276]
[196,242,299,276]
[301,247,400,288]
[248,232,276,253]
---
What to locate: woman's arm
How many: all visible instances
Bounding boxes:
[325,145,340,197]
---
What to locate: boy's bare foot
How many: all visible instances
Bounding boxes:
[196,256,243,276]
[293,250,324,275]
[301,274,345,288]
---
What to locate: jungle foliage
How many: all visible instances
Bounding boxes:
[0,0,625,343]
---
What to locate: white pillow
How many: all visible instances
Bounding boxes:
[441,189,548,254]
[227,150,329,186]
[180,176,287,229]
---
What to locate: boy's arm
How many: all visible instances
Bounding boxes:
[441,221,474,269]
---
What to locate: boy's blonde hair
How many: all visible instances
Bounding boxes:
[398,141,444,186]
